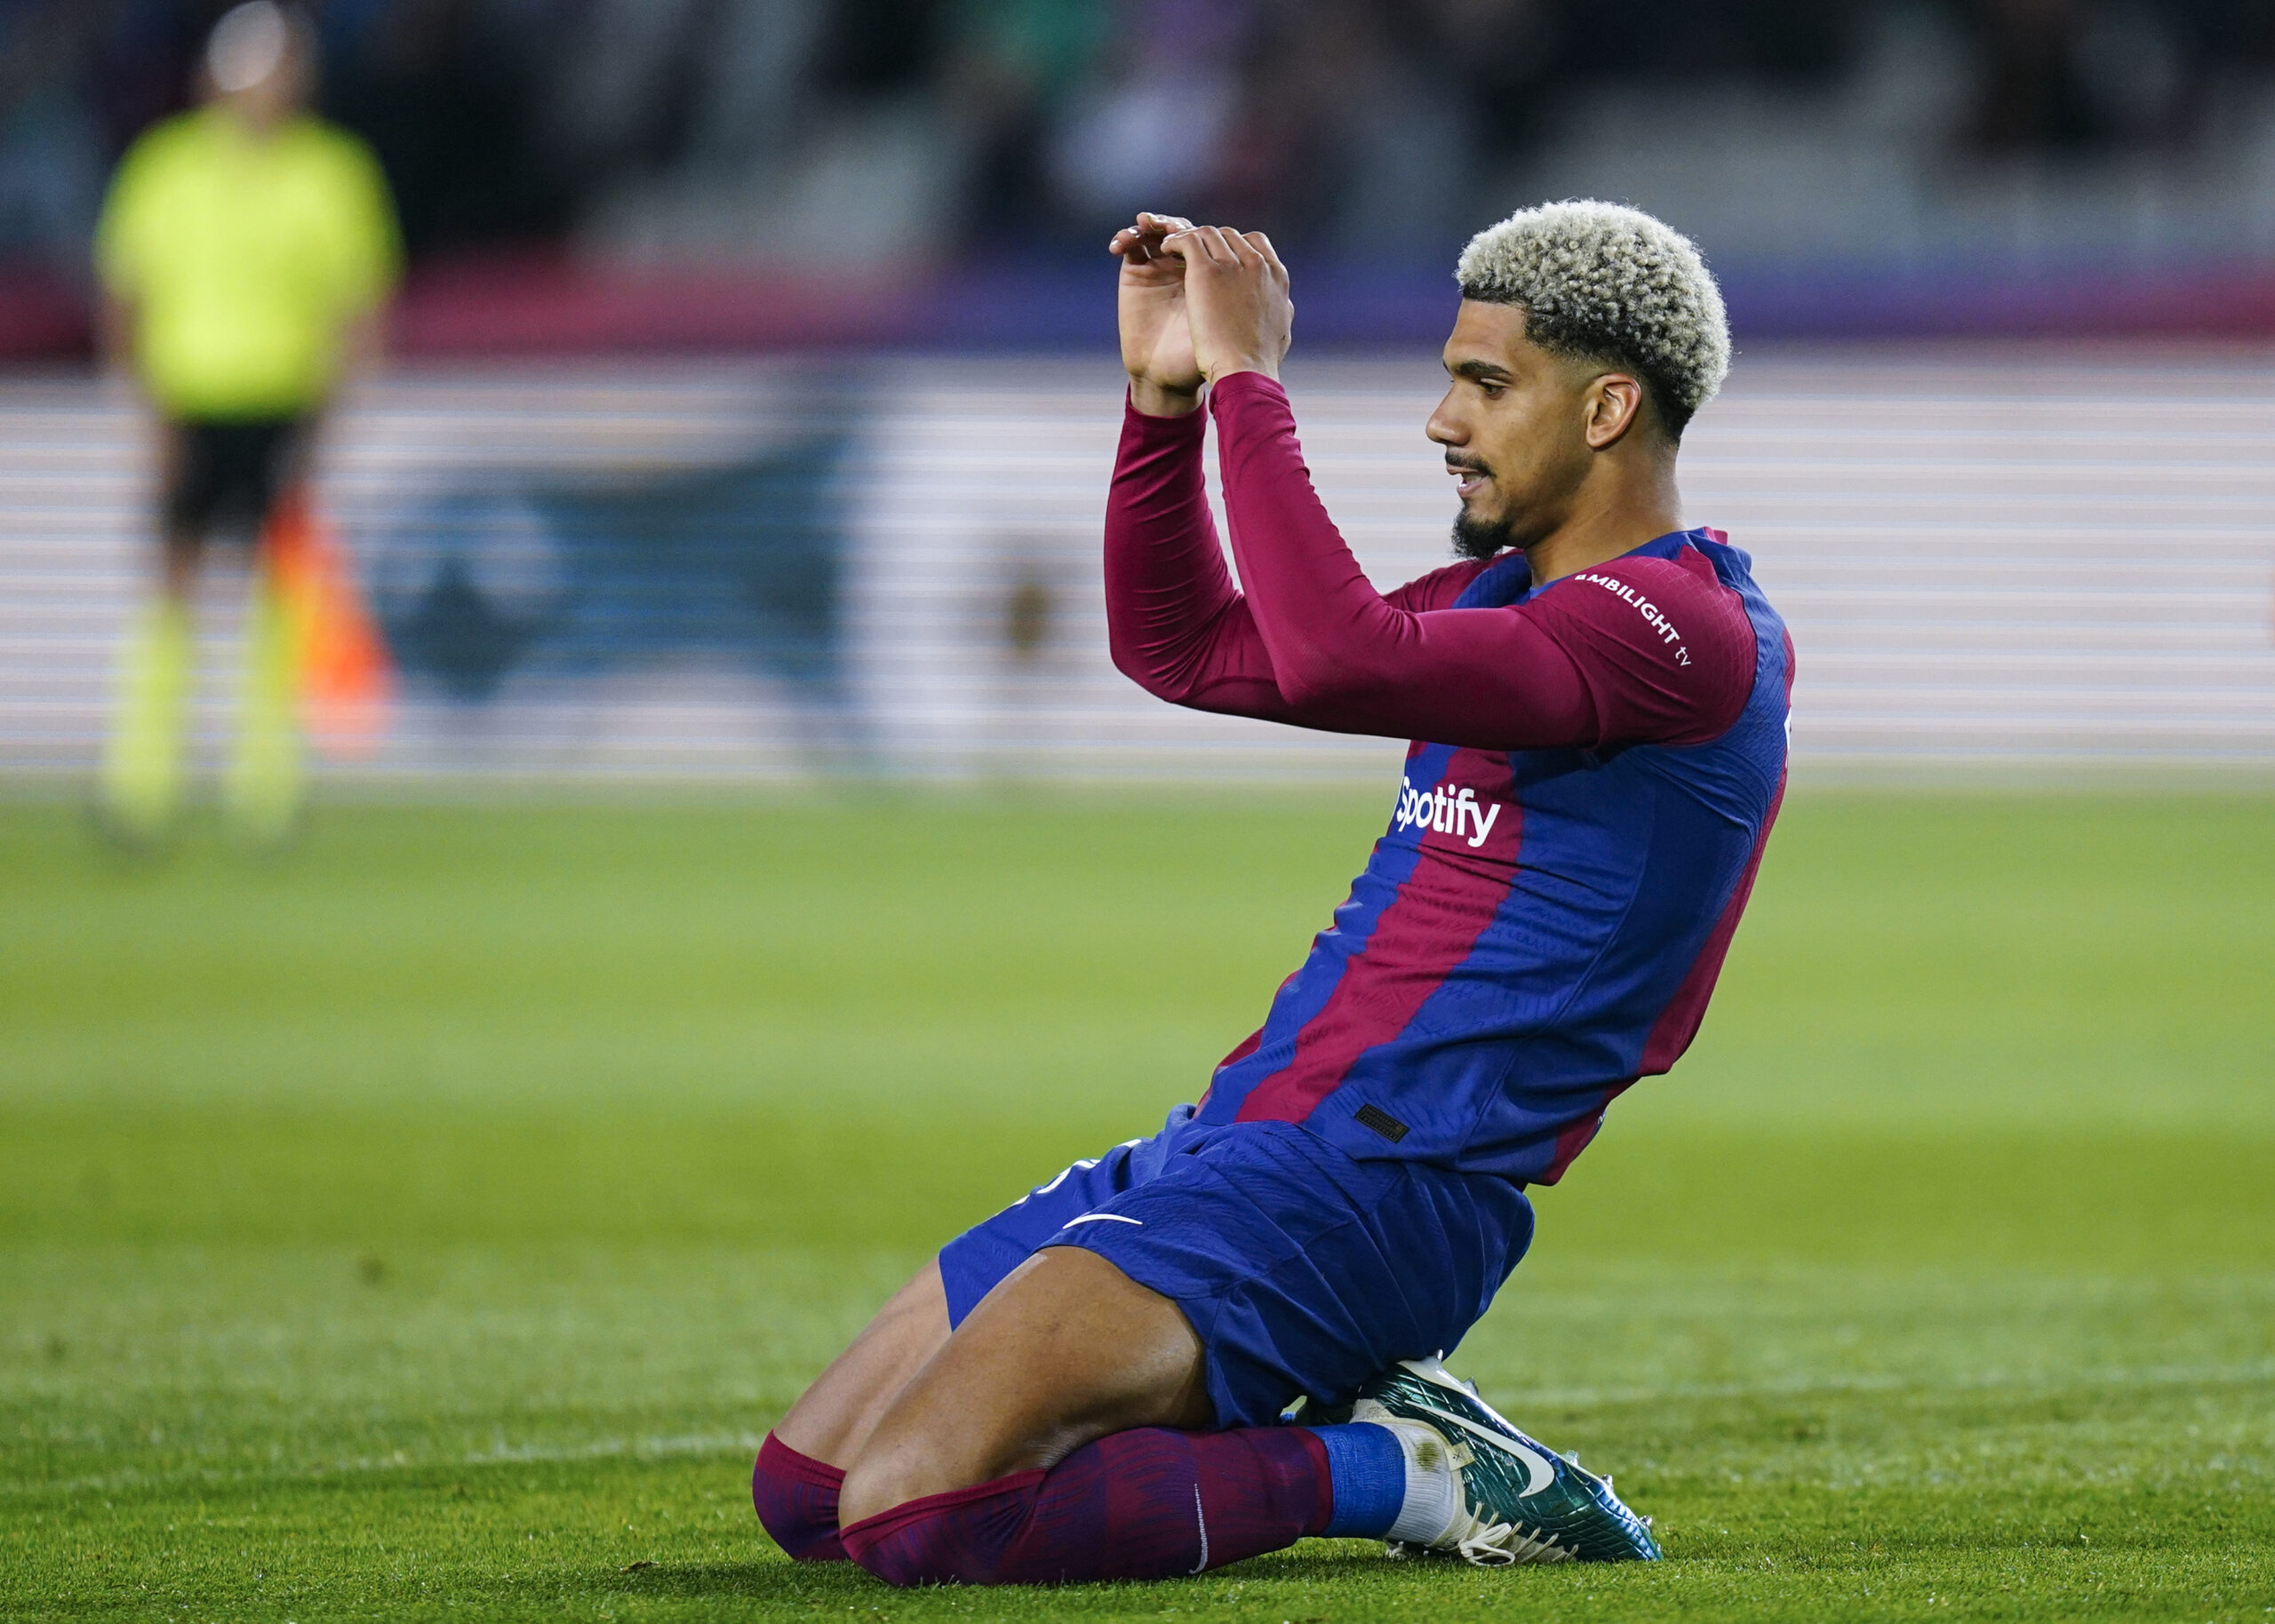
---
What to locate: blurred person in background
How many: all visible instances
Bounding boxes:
[93,0,398,847]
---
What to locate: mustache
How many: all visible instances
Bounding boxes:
[1445,458,1492,476]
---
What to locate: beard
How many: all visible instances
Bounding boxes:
[1451,506,1518,563]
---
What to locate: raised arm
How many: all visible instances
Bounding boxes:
[1103,391,1493,723]
[1102,396,1297,720]
[1102,211,1474,724]
[1209,371,1753,750]
[1103,211,1300,721]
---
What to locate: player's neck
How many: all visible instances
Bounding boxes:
[1521,462,1684,587]
[216,92,301,142]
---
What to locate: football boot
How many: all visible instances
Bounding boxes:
[1348,1355,1662,1565]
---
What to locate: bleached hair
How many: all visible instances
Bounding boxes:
[1455,200,1729,437]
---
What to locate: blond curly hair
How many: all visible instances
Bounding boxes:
[1456,200,1729,437]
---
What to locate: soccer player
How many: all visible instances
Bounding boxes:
[94,1,398,844]
[754,200,1792,1584]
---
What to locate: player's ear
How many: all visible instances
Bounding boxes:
[1584,373,1645,450]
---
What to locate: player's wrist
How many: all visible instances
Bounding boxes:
[1129,378,1203,418]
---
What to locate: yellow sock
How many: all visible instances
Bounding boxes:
[100,598,191,840]
[223,573,304,843]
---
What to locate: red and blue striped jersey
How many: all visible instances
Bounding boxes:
[1193,529,1790,1183]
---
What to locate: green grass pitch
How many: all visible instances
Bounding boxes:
[2,790,2270,1621]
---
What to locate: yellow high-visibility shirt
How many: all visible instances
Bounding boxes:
[97,108,401,421]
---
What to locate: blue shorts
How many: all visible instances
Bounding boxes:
[938,1106,1536,1429]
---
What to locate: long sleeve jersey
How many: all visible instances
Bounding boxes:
[1104,371,1794,1183]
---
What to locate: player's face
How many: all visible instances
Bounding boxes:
[209,39,313,129]
[1427,302,1600,561]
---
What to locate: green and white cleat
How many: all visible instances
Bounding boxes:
[1351,1355,1663,1565]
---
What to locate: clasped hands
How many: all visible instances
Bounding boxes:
[1110,211,1294,418]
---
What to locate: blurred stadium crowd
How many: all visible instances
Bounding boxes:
[2,0,2271,800]
[5,0,2275,298]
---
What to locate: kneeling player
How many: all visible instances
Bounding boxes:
[754,201,1792,1584]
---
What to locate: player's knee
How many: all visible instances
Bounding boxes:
[750,1436,848,1563]
[837,1386,1026,1529]
[834,1444,937,1532]
[838,1400,1022,1533]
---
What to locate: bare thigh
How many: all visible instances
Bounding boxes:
[836,1246,1210,1527]
[771,1260,953,1469]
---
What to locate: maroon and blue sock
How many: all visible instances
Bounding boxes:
[753,1433,850,1562]
[840,1423,1337,1586]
